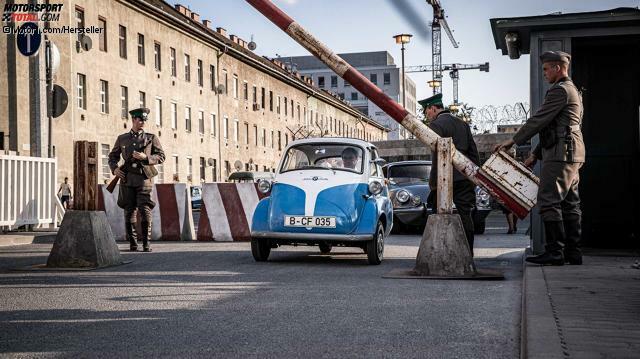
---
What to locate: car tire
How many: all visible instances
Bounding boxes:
[366,221,385,265]
[319,243,332,254]
[251,238,271,261]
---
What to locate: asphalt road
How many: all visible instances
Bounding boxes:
[0,212,528,358]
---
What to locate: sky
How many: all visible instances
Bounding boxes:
[179,0,639,112]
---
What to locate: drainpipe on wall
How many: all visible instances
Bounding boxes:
[215,46,227,182]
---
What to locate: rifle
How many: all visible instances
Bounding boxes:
[106,140,152,193]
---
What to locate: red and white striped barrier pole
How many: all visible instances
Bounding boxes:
[245,0,535,218]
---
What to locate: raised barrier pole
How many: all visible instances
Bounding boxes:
[245,0,537,218]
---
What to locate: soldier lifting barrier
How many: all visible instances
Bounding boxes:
[246,0,539,277]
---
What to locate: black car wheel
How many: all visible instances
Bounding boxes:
[251,238,271,261]
[319,243,332,254]
[366,221,385,265]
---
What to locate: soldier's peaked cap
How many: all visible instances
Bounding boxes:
[129,107,150,120]
[540,51,571,64]
[418,93,443,110]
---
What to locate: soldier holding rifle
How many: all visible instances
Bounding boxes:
[108,108,165,252]
[495,51,585,266]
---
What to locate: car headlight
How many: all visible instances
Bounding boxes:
[368,181,383,195]
[411,195,421,206]
[396,189,410,203]
[257,179,272,194]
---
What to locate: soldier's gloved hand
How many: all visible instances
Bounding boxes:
[114,168,126,179]
[132,151,147,161]
[493,139,515,153]
[523,154,537,168]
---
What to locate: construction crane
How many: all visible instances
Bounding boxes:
[427,0,458,95]
[406,62,489,105]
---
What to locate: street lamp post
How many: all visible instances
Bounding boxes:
[393,34,412,110]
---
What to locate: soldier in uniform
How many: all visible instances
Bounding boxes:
[109,108,165,252]
[420,93,480,256]
[495,51,585,265]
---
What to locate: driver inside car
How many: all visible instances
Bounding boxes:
[341,147,359,170]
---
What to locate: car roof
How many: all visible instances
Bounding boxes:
[287,137,375,148]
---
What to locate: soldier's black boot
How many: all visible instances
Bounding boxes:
[563,216,582,265]
[126,221,138,251]
[141,221,152,252]
[526,221,564,265]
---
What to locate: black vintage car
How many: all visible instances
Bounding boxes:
[383,161,492,234]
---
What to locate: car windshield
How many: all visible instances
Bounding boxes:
[280,144,364,174]
[387,164,431,183]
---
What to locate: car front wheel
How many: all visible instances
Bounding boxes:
[366,221,385,265]
[251,238,271,261]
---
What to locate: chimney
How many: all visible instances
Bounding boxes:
[174,4,188,16]
[230,34,238,43]
[202,19,211,29]
[216,27,227,37]
[190,12,200,22]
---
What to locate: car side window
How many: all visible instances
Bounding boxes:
[369,149,379,177]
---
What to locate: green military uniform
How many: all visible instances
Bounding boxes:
[108,108,165,251]
[420,94,481,255]
[512,51,585,265]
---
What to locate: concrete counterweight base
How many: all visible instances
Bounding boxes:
[46,210,125,269]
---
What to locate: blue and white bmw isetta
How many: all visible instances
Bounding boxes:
[251,138,393,264]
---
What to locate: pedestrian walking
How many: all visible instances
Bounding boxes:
[421,93,480,256]
[108,108,165,252]
[57,177,72,209]
[495,50,585,265]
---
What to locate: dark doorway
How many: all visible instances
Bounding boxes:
[572,35,640,248]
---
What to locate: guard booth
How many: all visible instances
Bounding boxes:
[491,8,640,251]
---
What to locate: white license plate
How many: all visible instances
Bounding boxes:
[284,216,336,228]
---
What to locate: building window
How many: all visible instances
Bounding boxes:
[209,65,216,91]
[233,119,239,142]
[139,91,145,107]
[233,75,238,99]
[244,122,249,144]
[223,70,228,94]
[200,157,206,183]
[99,80,108,113]
[211,159,217,182]
[198,110,204,134]
[383,72,390,85]
[155,97,162,126]
[278,131,282,151]
[137,33,145,65]
[223,117,229,139]
[338,93,345,100]
[297,104,300,121]
[120,86,128,118]
[77,73,86,109]
[262,128,266,147]
[210,113,217,137]
[269,91,273,111]
[75,7,84,42]
[170,102,177,129]
[101,144,111,183]
[98,17,107,52]
[253,125,258,146]
[224,161,230,180]
[261,88,266,109]
[270,130,274,148]
[284,97,287,116]
[197,59,203,87]
[118,25,126,59]
[277,96,281,114]
[186,157,193,182]
[172,155,179,182]
[252,85,257,104]
[184,106,191,132]
[318,76,325,88]
[370,73,377,85]
[154,42,161,71]
[291,99,294,118]
[351,92,358,101]
[243,81,248,100]
[170,47,176,77]
[331,76,337,88]
[184,54,190,82]
[156,163,164,183]
[344,80,351,87]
